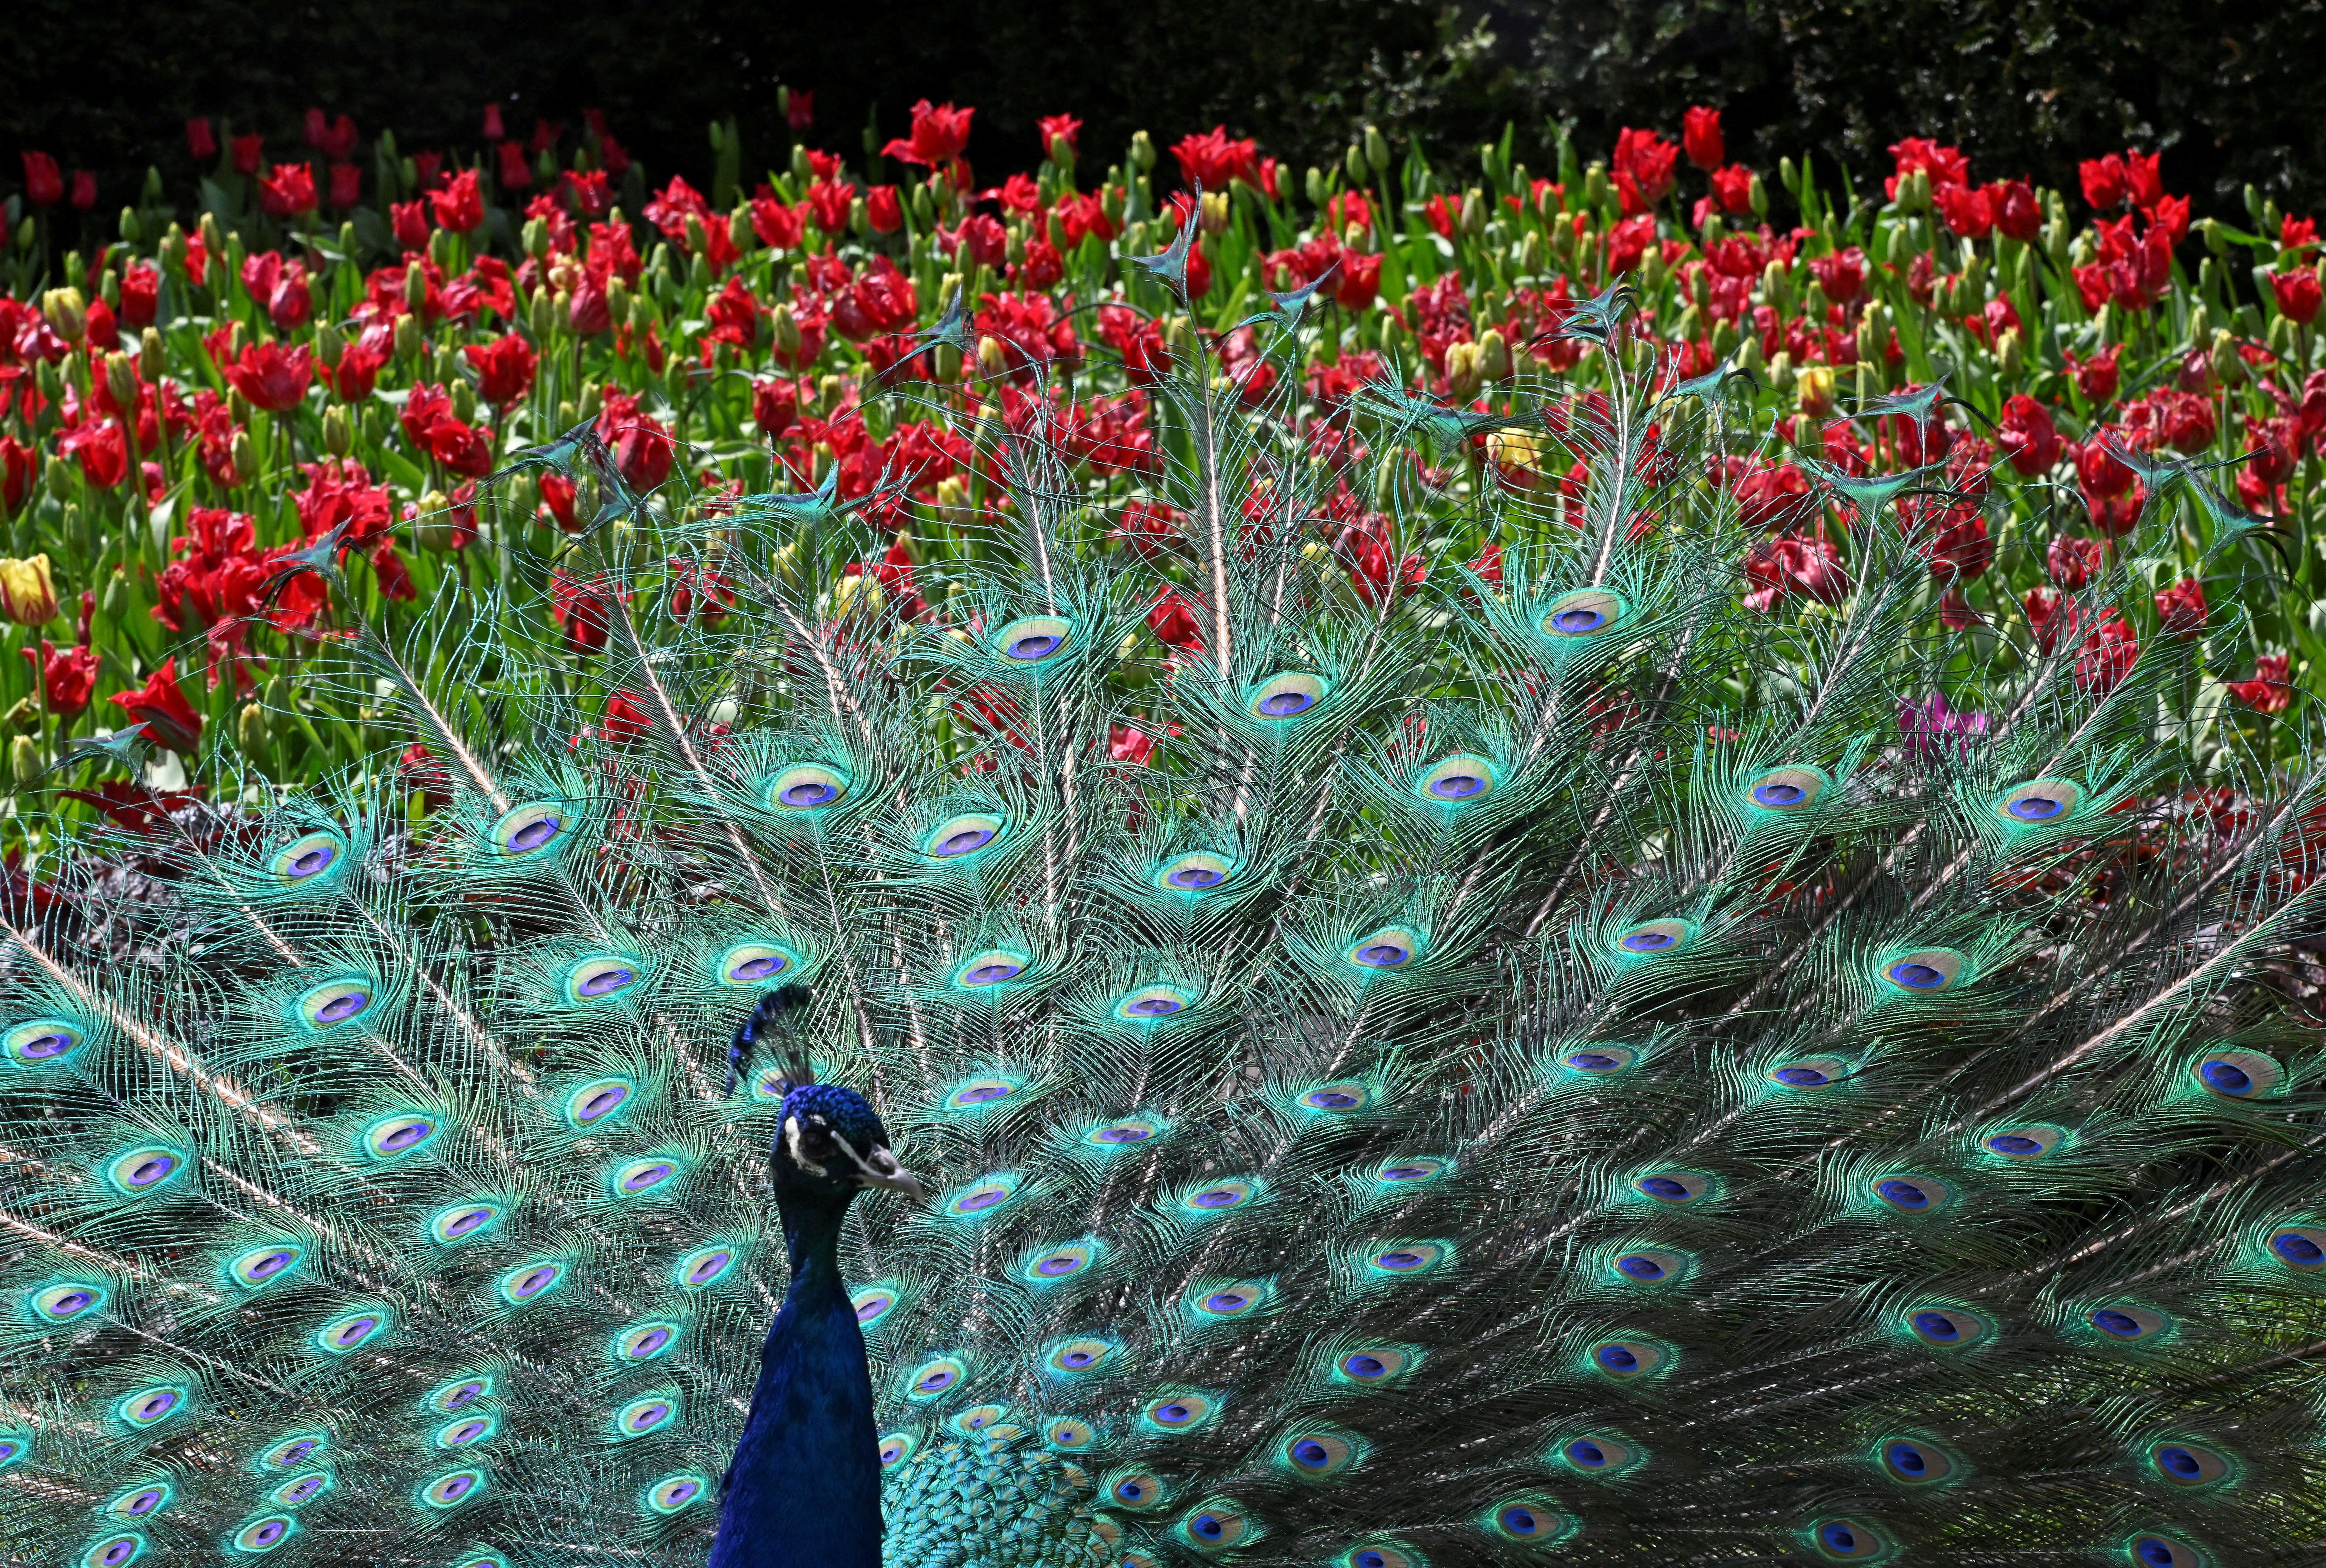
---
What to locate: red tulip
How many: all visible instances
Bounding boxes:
[1808,247,1865,304]
[258,163,317,219]
[786,91,815,132]
[1333,251,1383,312]
[1148,590,1203,649]
[2124,149,2163,209]
[1993,179,2041,242]
[21,152,62,207]
[866,185,903,234]
[328,163,362,208]
[109,659,203,752]
[753,379,798,437]
[496,141,532,191]
[1682,106,1723,173]
[431,169,485,234]
[222,340,314,413]
[1743,534,1848,611]
[2079,153,2125,210]
[1170,126,1258,191]
[22,640,97,716]
[1997,395,2061,476]
[465,334,538,405]
[1039,113,1083,160]
[68,169,95,211]
[2064,345,2120,403]
[2153,578,2207,638]
[883,100,974,168]
[186,118,217,161]
[2047,535,2104,589]
[391,200,431,250]
[2074,613,2138,694]
[1935,181,1992,240]
[2271,268,2321,326]
[1612,127,1678,213]
[2228,653,2294,714]
[231,134,264,176]
[483,104,507,142]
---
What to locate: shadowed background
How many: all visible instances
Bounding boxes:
[9,1,2322,221]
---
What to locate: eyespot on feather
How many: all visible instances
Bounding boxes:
[1245,670,1328,719]
[1540,588,1624,637]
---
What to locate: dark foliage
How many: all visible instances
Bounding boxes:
[7,0,2321,222]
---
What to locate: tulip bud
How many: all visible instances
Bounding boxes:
[1364,125,1391,176]
[1343,144,1368,187]
[731,207,754,254]
[1305,166,1328,208]
[932,341,964,384]
[13,218,31,252]
[1760,259,1790,312]
[1200,190,1230,235]
[105,350,137,410]
[977,335,1010,377]
[230,429,259,485]
[323,402,354,457]
[531,288,558,341]
[340,220,358,257]
[11,736,41,789]
[1443,340,1484,401]
[2211,327,2244,389]
[1130,130,1156,173]
[34,359,62,406]
[1460,188,1485,237]
[1519,229,1544,276]
[452,379,478,425]
[44,455,72,502]
[1795,363,1834,418]
[831,567,885,620]
[2187,303,2212,344]
[770,302,802,355]
[1711,317,1740,358]
[1907,168,1931,212]
[1996,326,2024,379]
[1748,172,1768,218]
[131,330,162,389]
[1766,350,1795,393]
[237,702,271,755]
[2200,217,2227,257]
[119,205,144,246]
[42,287,87,343]
[315,324,345,369]
[1735,334,1766,377]
[1778,156,1799,196]
[1583,162,1609,211]
[393,312,422,362]
[0,555,59,625]
[607,274,632,325]
[1477,327,1509,383]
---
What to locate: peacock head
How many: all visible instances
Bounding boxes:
[773,1082,927,1208]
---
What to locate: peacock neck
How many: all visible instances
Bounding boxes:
[706,1187,882,1568]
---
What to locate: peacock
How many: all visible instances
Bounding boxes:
[7,265,2326,1568]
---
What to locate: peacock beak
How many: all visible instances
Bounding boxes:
[858,1147,928,1204]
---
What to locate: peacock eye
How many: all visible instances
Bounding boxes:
[767,763,851,812]
[1807,1517,1891,1561]
[1245,671,1327,720]
[489,802,567,857]
[924,813,1007,859]
[296,979,374,1031]
[31,1280,107,1322]
[994,614,1073,663]
[2192,1048,2281,1099]
[233,1515,299,1550]
[1879,1438,1955,1484]
[1744,766,1828,812]
[718,942,797,985]
[104,1144,187,1197]
[1614,918,1693,956]
[227,1243,303,1289]
[1996,778,2082,824]
[1417,753,1497,802]
[4,1015,85,1067]
[1345,926,1422,970]
[565,954,645,1003]
[269,828,347,886]
[647,1472,712,1513]
[953,950,1031,988]
[1113,984,1195,1021]
[1881,948,1966,993]
[1155,851,1235,892]
[1540,588,1624,637]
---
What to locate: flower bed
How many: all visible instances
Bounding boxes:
[2,97,2320,803]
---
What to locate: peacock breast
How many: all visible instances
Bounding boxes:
[882,1430,1112,1568]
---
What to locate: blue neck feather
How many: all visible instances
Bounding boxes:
[707,1186,880,1568]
